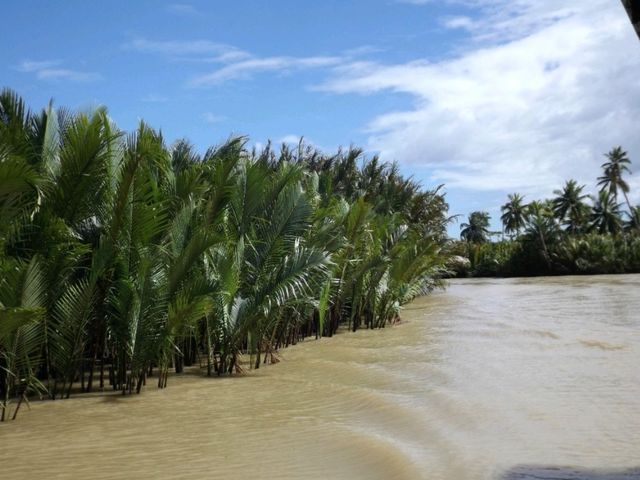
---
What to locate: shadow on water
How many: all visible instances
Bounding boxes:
[501,466,640,480]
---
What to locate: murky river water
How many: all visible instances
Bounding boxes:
[1,275,639,479]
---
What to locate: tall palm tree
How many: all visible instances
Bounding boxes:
[590,190,622,235]
[460,211,491,243]
[552,180,590,234]
[500,193,527,237]
[524,200,558,268]
[597,147,633,212]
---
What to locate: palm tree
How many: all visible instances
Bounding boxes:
[552,180,590,234]
[0,89,452,418]
[624,205,640,233]
[524,200,558,267]
[460,211,491,243]
[500,193,527,237]
[590,190,622,235]
[0,257,47,420]
[597,147,633,212]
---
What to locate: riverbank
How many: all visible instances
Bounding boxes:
[448,234,640,278]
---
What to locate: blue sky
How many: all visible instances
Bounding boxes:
[3,1,640,236]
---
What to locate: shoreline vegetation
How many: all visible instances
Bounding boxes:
[2,88,637,423]
[0,89,450,421]
[451,147,640,277]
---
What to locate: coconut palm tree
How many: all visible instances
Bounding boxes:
[523,200,560,269]
[500,193,527,237]
[624,205,640,233]
[552,180,590,234]
[590,190,622,235]
[460,211,491,243]
[597,147,633,212]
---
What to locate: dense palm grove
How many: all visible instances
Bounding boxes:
[455,147,640,276]
[0,90,450,420]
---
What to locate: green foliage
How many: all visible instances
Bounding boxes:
[591,190,622,235]
[597,146,632,210]
[460,211,491,243]
[626,206,640,233]
[501,193,527,236]
[459,146,638,278]
[552,180,590,234]
[0,89,450,418]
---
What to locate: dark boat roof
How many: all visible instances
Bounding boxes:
[622,0,640,39]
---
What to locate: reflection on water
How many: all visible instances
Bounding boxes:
[1,274,639,479]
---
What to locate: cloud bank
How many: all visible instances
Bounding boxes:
[126,1,640,204]
[319,0,640,201]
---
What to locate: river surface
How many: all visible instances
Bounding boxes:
[1,275,639,479]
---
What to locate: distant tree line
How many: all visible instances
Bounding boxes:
[453,147,640,276]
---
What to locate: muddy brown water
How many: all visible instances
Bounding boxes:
[1,275,639,479]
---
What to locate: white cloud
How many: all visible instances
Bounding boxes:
[17,60,61,72]
[189,55,342,86]
[201,112,226,123]
[401,0,581,42]
[442,16,476,30]
[16,60,101,82]
[317,0,640,203]
[38,69,101,81]
[166,3,199,15]
[126,37,369,87]
[123,38,250,62]
[342,45,385,57]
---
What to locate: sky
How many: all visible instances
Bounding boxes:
[2,0,640,236]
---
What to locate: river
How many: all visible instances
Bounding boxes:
[1,275,639,479]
